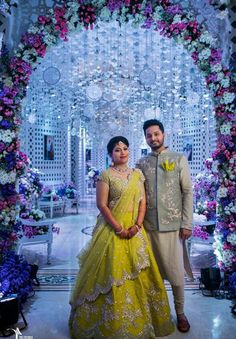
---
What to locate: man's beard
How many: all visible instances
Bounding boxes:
[150,139,164,151]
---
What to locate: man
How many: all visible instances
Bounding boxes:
[136,119,193,333]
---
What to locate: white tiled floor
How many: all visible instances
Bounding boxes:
[8,197,236,338]
[8,290,236,339]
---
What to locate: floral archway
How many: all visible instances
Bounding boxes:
[0,0,235,283]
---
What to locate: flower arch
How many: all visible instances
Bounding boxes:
[0,1,235,277]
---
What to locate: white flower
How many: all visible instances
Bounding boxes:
[210,64,223,73]
[28,26,40,34]
[220,123,232,135]
[222,250,234,268]
[227,233,236,245]
[193,213,207,222]
[221,92,235,104]
[99,7,112,22]
[0,130,16,143]
[153,6,163,20]
[66,1,80,12]
[220,77,230,88]
[211,161,218,174]
[91,0,106,7]
[199,31,215,46]
[0,170,16,184]
[216,9,229,20]
[198,48,211,60]
[216,72,224,81]
[217,187,228,198]
[229,203,236,213]
[172,15,182,23]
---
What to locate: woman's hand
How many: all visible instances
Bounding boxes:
[128,225,140,239]
[115,227,130,239]
[119,229,130,239]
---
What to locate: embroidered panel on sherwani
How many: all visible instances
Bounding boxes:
[136,149,193,232]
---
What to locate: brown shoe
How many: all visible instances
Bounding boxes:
[177,314,190,332]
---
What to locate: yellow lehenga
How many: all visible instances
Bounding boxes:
[69,169,175,338]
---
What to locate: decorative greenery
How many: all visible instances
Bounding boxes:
[0,0,235,280]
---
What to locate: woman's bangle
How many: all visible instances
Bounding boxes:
[135,225,140,232]
[135,223,142,229]
[115,227,123,234]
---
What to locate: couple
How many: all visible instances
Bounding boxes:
[69,119,193,338]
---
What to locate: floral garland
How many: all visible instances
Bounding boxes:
[0,0,235,280]
[193,158,219,221]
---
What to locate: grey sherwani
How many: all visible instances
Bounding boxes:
[136,148,193,286]
[136,148,193,232]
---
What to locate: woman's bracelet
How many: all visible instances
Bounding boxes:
[135,225,140,232]
[135,223,142,229]
[115,227,123,234]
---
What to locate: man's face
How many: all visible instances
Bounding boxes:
[145,125,165,151]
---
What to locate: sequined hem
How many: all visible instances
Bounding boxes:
[75,232,150,306]
[70,321,175,338]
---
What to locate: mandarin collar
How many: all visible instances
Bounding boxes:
[149,147,169,157]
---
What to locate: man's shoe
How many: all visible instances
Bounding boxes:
[177,314,190,333]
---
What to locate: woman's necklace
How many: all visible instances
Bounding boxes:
[112,166,129,173]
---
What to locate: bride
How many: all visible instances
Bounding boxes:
[69,136,175,338]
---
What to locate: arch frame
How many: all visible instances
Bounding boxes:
[0,0,235,274]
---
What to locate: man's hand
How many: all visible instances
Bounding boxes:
[179,228,192,240]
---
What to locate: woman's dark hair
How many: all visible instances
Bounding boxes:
[107,136,129,155]
[143,119,164,134]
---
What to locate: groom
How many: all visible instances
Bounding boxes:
[136,119,193,333]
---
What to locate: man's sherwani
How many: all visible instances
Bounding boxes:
[136,148,193,232]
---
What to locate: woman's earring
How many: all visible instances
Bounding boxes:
[110,161,114,167]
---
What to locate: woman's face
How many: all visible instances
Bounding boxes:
[111,141,129,165]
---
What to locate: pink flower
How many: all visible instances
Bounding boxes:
[38,15,52,25]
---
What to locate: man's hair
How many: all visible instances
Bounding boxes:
[107,136,129,155]
[143,119,164,134]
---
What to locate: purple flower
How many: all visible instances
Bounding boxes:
[193,225,209,240]
[142,17,154,29]
[206,73,218,85]
[0,251,33,302]
[0,119,12,129]
[0,142,5,153]
[0,183,16,197]
[107,0,123,12]
[166,4,183,15]
[191,51,199,62]
[21,33,44,49]
[143,1,153,16]
[210,49,222,65]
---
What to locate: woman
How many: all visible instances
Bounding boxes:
[69,136,175,338]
